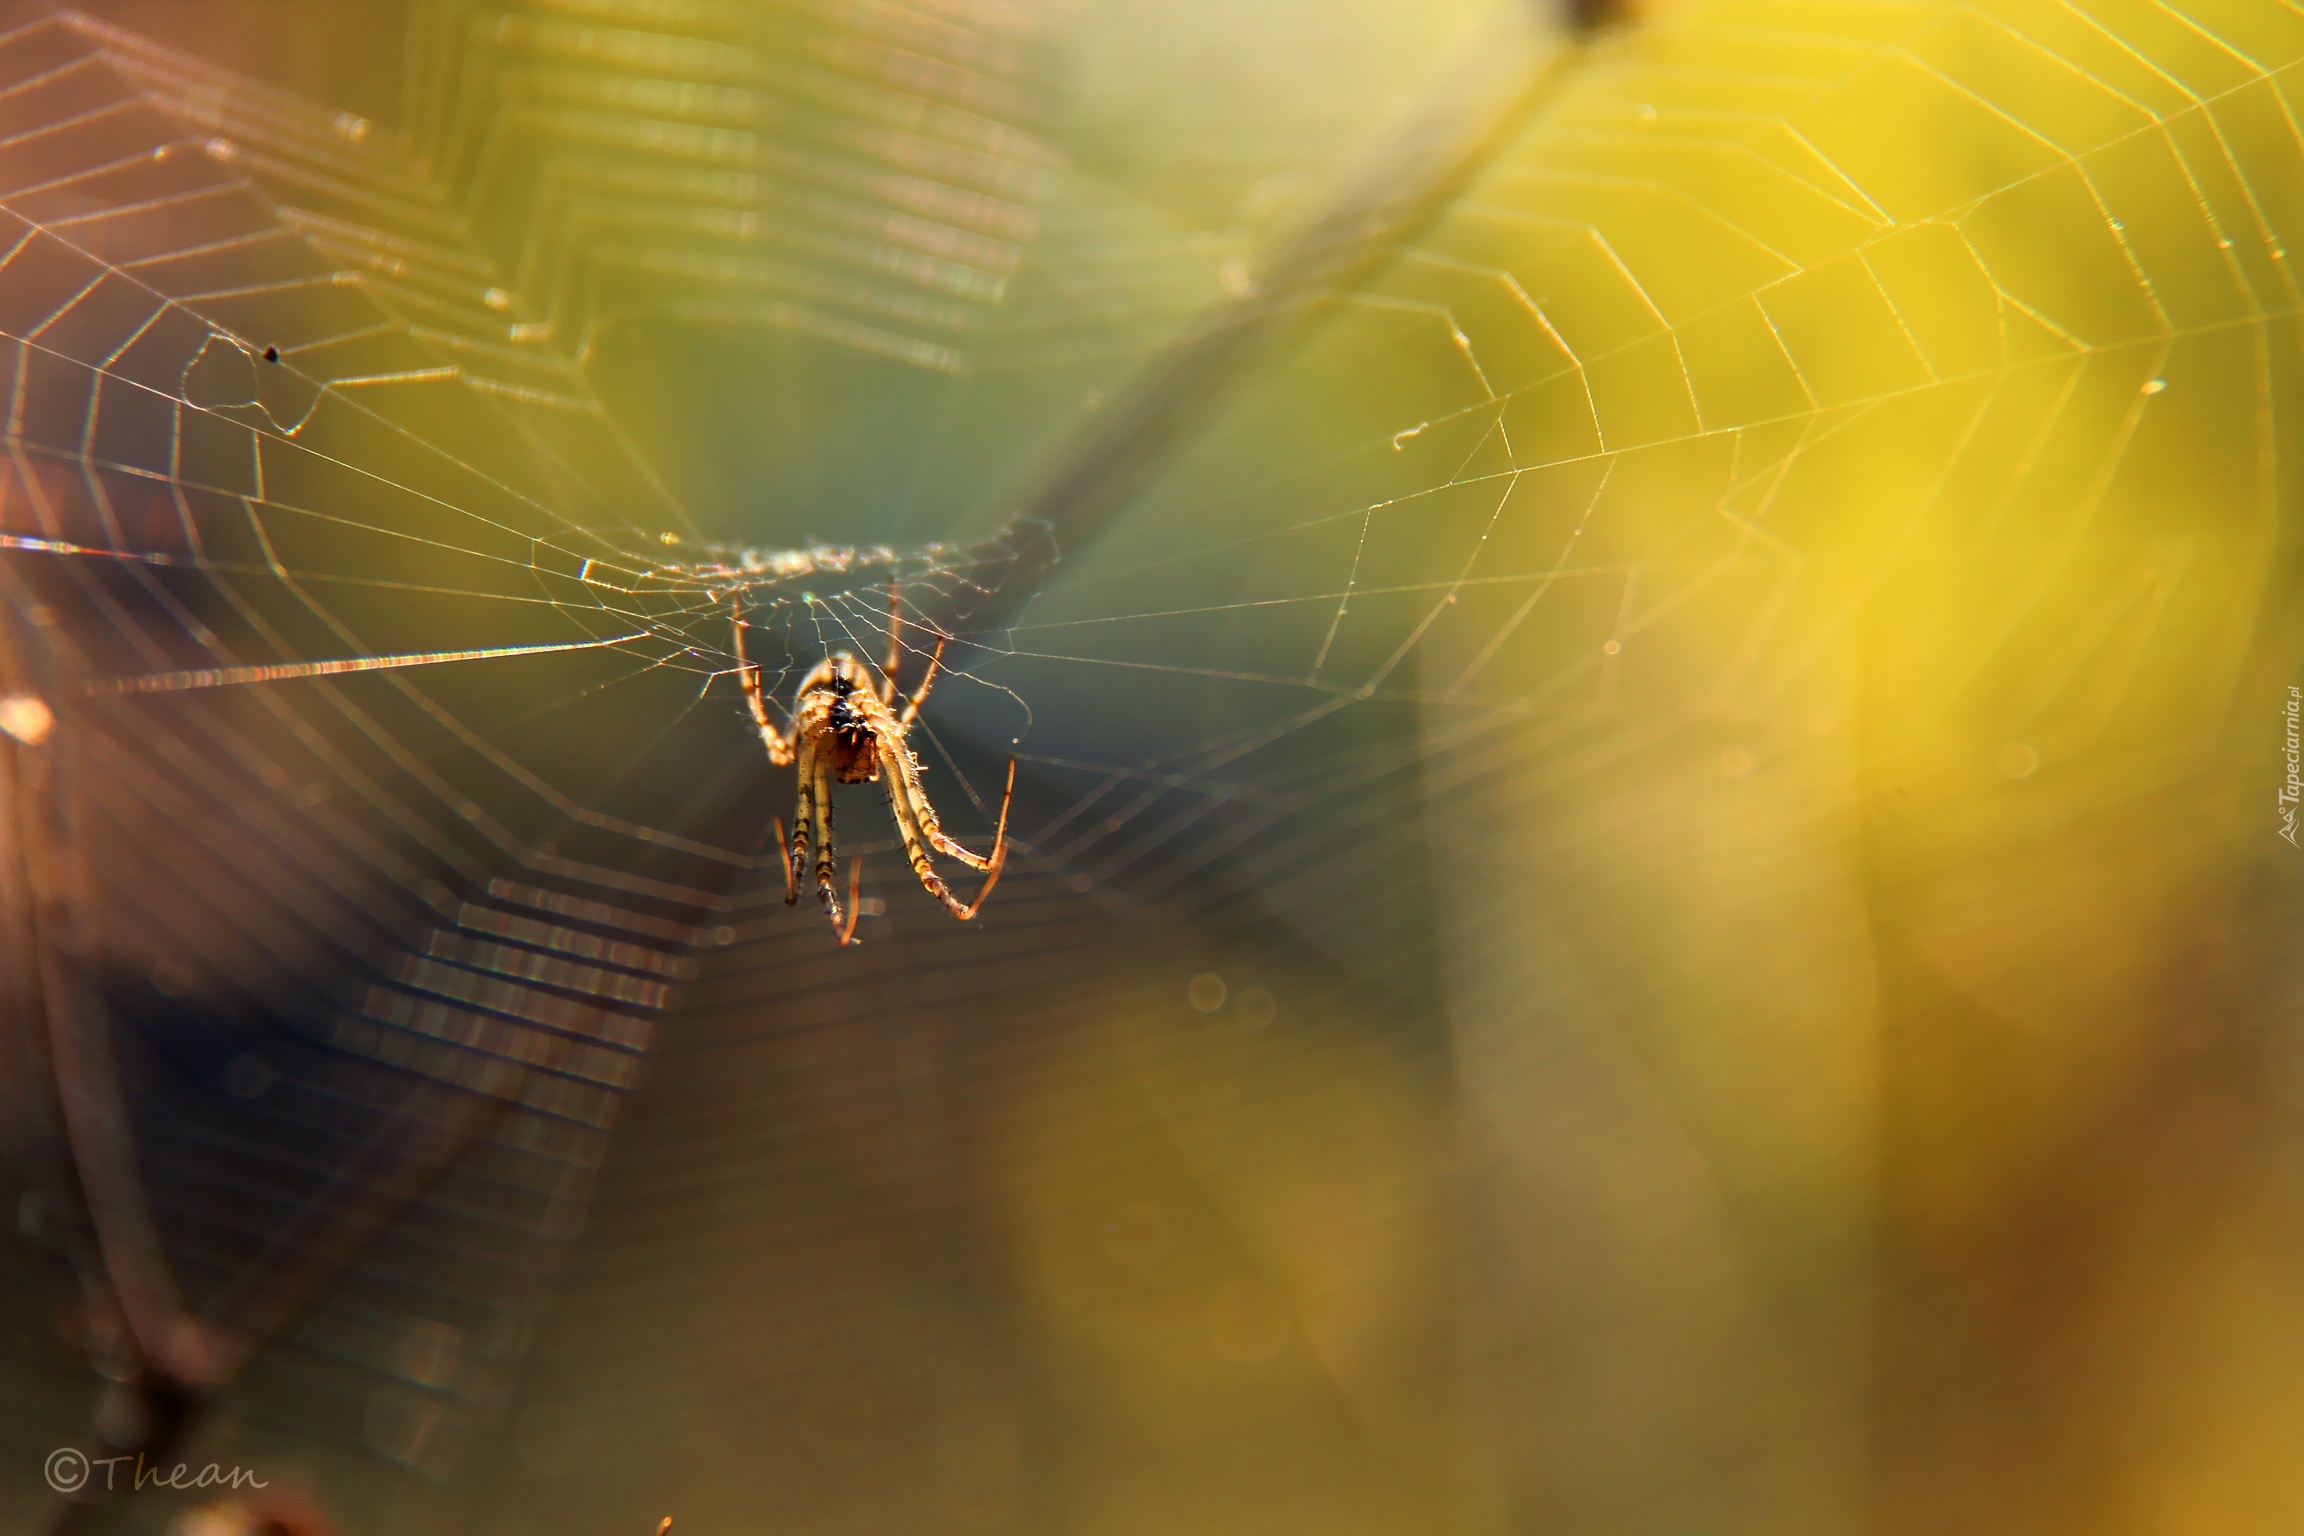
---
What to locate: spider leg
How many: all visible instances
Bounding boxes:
[946,758,1015,921]
[926,819,992,868]
[876,742,958,911]
[879,738,1014,921]
[812,756,846,928]
[832,855,863,946]
[788,734,823,906]
[881,576,902,707]
[891,736,999,871]
[773,816,796,906]
[733,597,794,766]
[894,630,947,728]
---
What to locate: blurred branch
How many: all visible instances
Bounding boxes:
[0,575,748,1529]
[917,0,1612,654]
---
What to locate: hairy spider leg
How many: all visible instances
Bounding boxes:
[877,744,1015,920]
[877,745,956,909]
[882,729,998,871]
[942,758,1015,921]
[780,742,867,945]
[811,753,845,920]
[804,752,864,946]
[832,855,863,945]
[786,733,818,903]
[895,631,947,728]
[773,816,796,904]
[732,597,793,766]
[881,576,903,706]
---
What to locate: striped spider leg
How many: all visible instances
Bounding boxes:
[732,582,1015,944]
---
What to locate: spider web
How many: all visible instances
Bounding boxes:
[933,0,2300,1000]
[0,7,1057,1520]
[0,0,2299,1526]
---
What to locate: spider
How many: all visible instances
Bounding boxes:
[732,584,1014,944]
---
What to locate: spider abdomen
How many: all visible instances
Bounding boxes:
[831,732,882,782]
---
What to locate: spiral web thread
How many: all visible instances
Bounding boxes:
[404,0,1057,376]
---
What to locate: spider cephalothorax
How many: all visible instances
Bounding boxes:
[734,585,1013,944]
